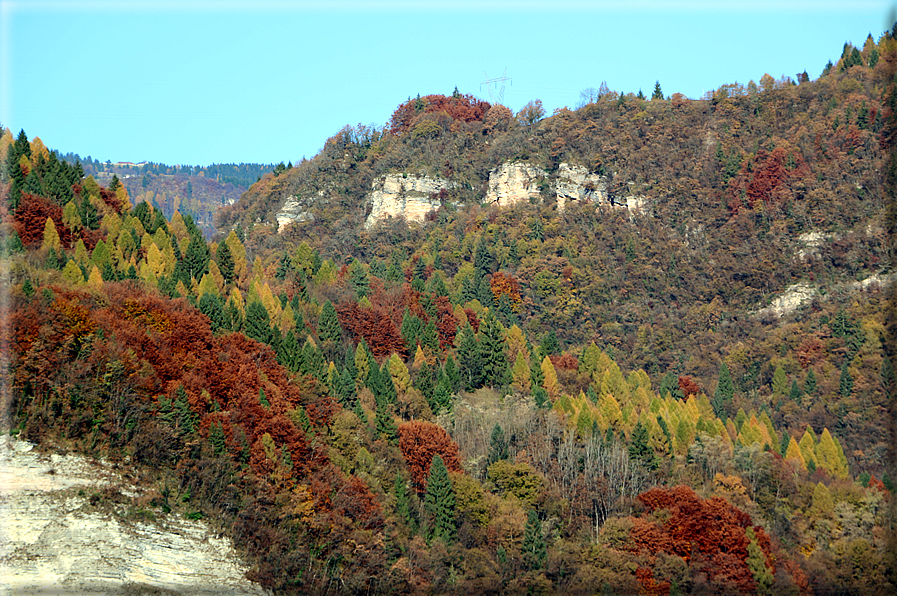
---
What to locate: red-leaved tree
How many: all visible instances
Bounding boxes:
[397,420,461,492]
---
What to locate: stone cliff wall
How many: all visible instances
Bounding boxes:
[276,194,317,231]
[364,174,455,228]
[0,438,269,596]
[484,162,546,207]
[555,163,607,211]
[356,163,648,228]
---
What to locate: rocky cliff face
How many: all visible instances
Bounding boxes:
[359,162,647,227]
[364,174,454,228]
[276,194,317,231]
[555,163,607,211]
[0,437,269,596]
[483,162,546,207]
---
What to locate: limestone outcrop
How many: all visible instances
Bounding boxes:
[360,163,649,228]
[484,162,546,207]
[276,194,316,231]
[0,437,269,596]
[365,174,455,228]
[555,163,608,211]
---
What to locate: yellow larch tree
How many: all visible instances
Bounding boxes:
[228,287,245,315]
[168,211,190,244]
[62,260,84,285]
[815,428,849,479]
[541,355,561,400]
[86,265,103,290]
[388,353,411,395]
[598,392,623,431]
[279,302,296,335]
[145,243,166,279]
[73,239,89,265]
[785,436,807,470]
[505,324,529,366]
[511,352,531,393]
[412,345,428,371]
[62,200,82,232]
[799,428,819,470]
[41,217,61,253]
[197,272,220,300]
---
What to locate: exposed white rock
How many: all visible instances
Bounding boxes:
[555,163,607,212]
[623,195,649,215]
[797,231,830,260]
[756,282,818,318]
[276,194,315,232]
[754,273,895,319]
[850,272,896,292]
[365,173,454,228]
[0,437,269,596]
[484,162,546,207]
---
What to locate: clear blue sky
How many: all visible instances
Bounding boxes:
[3,1,894,166]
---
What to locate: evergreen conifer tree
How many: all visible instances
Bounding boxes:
[540,330,559,356]
[432,374,453,415]
[839,361,853,397]
[479,311,508,388]
[804,368,817,396]
[394,475,415,531]
[488,424,509,465]
[881,358,894,390]
[244,300,273,345]
[457,322,481,390]
[712,361,734,416]
[522,509,546,570]
[198,292,225,333]
[183,232,210,281]
[628,421,658,470]
[375,394,398,445]
[424,454,456,543]
[444,355,462,393]
[317,300,342,344]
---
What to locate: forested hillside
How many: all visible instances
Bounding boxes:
[58,155,276,237]
[1,28,895,596]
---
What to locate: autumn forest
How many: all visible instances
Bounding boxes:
[1,28,896,595]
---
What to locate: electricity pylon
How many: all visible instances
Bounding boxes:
[480,68,512,105]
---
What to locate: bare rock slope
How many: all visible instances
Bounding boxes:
[0,438,268,596]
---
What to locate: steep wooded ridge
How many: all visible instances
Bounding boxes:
[1,31,894,595]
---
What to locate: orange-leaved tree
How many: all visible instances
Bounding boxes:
[397,420,461,492]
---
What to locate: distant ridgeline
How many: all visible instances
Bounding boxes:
[58,153,276,237]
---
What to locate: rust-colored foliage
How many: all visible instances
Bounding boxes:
[629,485,773,594]
[727,147,806,214]
[677,376,701,398]
[550,353,579,370]
[388,94,491,135]
[336,301,407,358]
[635,566,671,596]
[796,336,825,369]
[332,475,383,531]
[401,283,428,321]
[14,194,69,246]
[464,308,480,332]
[434,296,456,349]
[490,271,522,309]
[397,420,462,492]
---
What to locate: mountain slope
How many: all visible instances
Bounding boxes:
[1,28,895,596]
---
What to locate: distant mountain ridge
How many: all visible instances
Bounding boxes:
[61,155,276,236]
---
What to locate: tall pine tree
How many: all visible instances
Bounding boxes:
[424,454,456,543]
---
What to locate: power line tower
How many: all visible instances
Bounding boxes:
[480,68,512,105]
